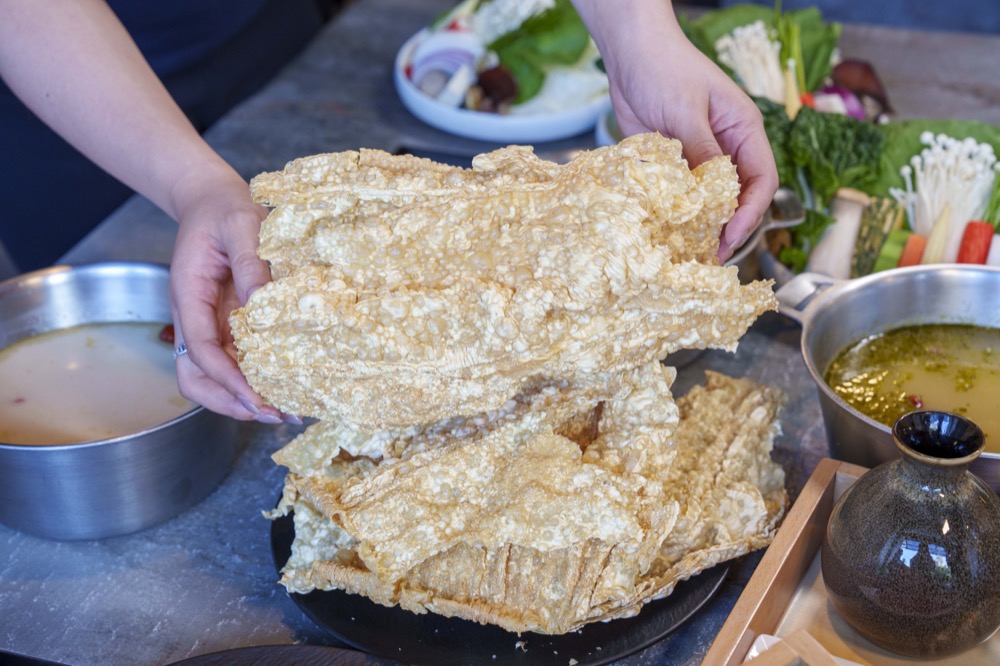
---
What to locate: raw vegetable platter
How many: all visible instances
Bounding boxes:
[681,4,1000,280]
[394,0,611,143]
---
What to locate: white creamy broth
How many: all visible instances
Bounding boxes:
[0,322,196,445]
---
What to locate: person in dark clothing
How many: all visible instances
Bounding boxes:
[0,0,327,273]
[719,0,1000,34]
[0,0,777,426]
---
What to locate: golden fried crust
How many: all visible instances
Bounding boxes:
[247,134,786,635]
[249,136,729,278]
[232,134,773,429]
[276,372,786,634]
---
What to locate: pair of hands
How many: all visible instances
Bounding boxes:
[173,3,779,422]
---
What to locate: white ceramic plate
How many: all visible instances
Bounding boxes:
[394,29,612,144]
[594,108,620,147]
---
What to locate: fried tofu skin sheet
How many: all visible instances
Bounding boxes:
[272,372,786,635]
[232,134,775,430]
[239,134,787,635]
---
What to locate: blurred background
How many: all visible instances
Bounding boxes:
[676,0,1000,35]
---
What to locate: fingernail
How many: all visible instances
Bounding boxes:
[239,395,286,425]
[718,235,732,260]
[238,396,260,415]
[254,412,284,425]
[282,413,303,426]
[725,223,748,247]
[244,284,263,304]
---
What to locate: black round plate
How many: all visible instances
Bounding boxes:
[271,510,728,666]
[171,645,394,665]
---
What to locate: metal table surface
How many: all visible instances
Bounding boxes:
[3,1,1000,664]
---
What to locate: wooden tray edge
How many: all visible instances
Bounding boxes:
[704,458,868,666]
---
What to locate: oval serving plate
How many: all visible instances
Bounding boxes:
[271,509,729,666]
[394,29,612,144]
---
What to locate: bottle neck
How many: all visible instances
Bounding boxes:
[897,450,969,491]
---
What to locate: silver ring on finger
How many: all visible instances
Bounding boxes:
[173,342,189,360]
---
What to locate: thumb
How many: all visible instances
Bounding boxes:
[226,208,271,304]
[676,119,724,169]
[231,248,270,305]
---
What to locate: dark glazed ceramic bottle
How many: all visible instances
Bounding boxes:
[822,411,1000,658]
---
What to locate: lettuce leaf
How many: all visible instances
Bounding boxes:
[870,118,1000,198]
[489,0,591,103]
[680,4,775,63]
[680,3,839,93]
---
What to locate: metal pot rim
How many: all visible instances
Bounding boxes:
[0,260,203,450]
[776,264,1000,462]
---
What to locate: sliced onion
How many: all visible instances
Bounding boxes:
[815,85,867,121]
[410,31,485,94]
[412,51,475,94]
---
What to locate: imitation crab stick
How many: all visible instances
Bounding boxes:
[956,220,995,264]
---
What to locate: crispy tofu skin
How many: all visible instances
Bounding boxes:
[238,134,786,634]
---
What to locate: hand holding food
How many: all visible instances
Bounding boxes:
[168,163,290,424]
[686,5,1000,279]
[572,0,779,262]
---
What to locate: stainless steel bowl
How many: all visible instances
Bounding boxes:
[0,262,238,540]
[776,265,1000,490]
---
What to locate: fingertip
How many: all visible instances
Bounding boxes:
[282,413,304,426]
[232,257,270,305]
[718,234,734,262]
[236,393,290,425]
[724,216,753,247]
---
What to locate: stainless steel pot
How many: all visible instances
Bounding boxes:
[776,264,1000,490]
[0,263,238,540]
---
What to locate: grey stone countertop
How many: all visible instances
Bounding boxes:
[4,1,1000,664]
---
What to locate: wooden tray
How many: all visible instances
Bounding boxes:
[704,458,1000,665]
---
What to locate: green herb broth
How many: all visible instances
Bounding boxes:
[823,323,1000,453]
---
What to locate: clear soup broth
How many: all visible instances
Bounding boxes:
[0,322,195,445]
[824,323,1000,453]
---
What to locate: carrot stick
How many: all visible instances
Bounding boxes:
[897,233,926,267]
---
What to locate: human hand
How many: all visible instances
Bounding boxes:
[573,0,778,262]
[168,164,294,424]
[0,0,297,422]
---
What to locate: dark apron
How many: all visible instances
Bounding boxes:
[0,0,326,273]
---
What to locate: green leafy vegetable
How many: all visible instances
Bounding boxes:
[787,106,884,206]
[984,177,1000,229]
[680,3,839,93]
[756,101,884,273]
[755,98,797,191]
[680,4,775,64]
[777,7,839,92]
[870,119,1000,199]
[489,0,590,103]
